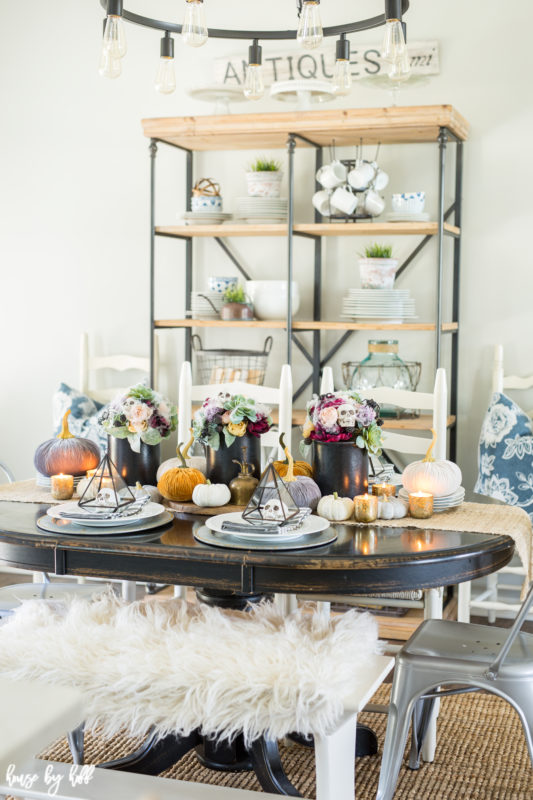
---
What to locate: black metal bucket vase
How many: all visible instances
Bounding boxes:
[205,434,261,486]
[108,436,160,486]
[312,440,369,498]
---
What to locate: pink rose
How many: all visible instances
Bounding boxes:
[319,406,338,429]
[221,411,231,424]
[126,402,153,424]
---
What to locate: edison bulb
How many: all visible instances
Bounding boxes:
[155,57,176,94]
[182,0,208,47]
[332,60,352,96]
[297,1,323,50]
[381,19,411,81]
[103,14,127,59]
[98,46,122,79]
[243,64,264,100]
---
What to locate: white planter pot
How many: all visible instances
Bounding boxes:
[359,258,399,290]
[246,171,283,198]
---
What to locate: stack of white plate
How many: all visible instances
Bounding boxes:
[341,289,417,322]
[190,291,224,318]
[399,486,465,512]
[236,197,288,224]
[182,211,232,226]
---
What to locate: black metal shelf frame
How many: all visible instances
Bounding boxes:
[148,125,463,460]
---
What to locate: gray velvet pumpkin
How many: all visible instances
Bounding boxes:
[34,410,101,477]
[277,444,321,511]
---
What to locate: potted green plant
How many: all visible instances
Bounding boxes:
[246,157,283,198]
[358,243,399,289]
[220,284,254,321]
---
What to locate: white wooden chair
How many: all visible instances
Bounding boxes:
[79,331,159,402]
[178,362,293,465]
[458,344,533,624]
[315,365,449,763]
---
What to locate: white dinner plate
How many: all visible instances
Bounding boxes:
[194,525,337,551]
[48,501,167,527]
[38,511,174,536]
[205,511,330,540]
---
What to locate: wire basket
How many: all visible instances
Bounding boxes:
[192,335,273,386]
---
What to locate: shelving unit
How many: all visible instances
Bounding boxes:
[143,104,468,459]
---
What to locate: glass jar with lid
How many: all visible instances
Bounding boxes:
[342,340,421,417]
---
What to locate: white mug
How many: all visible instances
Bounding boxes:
[312,189,332,216]
[316,160,347,189]
[348,160,376,191]
[364,190,385,216]
[331,186,358,215]
[373,169,389,191]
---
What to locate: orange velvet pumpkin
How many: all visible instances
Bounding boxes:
[273,433,313,478]
[157,442,206,501]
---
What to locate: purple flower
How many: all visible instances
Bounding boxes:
[247,418,271,437]
[204,405,224,423]
[355,403,376,427]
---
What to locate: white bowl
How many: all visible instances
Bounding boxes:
[246,280,300,320]
[391,192,426,214]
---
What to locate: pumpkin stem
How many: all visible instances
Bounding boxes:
[176,443,187,469]
[135,481,143,491]
[57,410,75,440]
[333,492,338,499]
[206,479,211,485]
[284,447,297,483]
[182,429,195,459]
[423,429,437,463]
[278,433,289,464]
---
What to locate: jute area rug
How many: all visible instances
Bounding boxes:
[37,685,533,800]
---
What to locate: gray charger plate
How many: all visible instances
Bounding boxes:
[193,525,336,551]
[37,511,174,537]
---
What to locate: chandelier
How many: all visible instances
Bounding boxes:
[99,1,410,98]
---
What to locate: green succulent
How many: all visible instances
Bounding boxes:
[249,157,282,172]
[362,243,393,259]
[223,285,247,303]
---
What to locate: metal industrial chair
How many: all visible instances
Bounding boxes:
[376,581,533,800]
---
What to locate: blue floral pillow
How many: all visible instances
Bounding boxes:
[475,392,533,519]
[52,383,107,451]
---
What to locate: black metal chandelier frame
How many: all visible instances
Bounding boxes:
[99,0,409,41]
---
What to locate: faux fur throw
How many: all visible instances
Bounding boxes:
[0,593,379,744]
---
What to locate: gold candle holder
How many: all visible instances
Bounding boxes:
[408,491,434,519]
[51,474,74,501]
[354,493,379,523]
[372,483,396,498]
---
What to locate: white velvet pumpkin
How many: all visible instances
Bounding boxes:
[317,493,354,521]
[402,429,462,497]
[377,497,408,519]
[192,481,231,508]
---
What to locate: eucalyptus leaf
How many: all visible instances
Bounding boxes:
[223,430,236,448]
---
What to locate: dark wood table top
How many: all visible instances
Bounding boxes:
[0,501,514,596]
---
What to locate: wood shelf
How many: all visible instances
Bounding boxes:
[155,221,460,239]
[142,105,469,151]
[155,319,459,332]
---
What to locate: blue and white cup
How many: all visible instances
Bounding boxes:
[391,192,426,214]
[208,276,238,294]
[191,194,223,213]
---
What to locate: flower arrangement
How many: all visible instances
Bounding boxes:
[193,393,272,450]
[301,391,384,454]
[99,384,178,452]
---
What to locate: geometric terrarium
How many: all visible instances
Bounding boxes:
[78,452,135,512]
[242,462,300,526]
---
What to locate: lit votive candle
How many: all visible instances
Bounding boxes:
[354,493,379,523]
[51,473,74,501]
[372,483,396,498]
[408,491,434,519]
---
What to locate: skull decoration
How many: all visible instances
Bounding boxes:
[262,499,289,521]
[96,488,116,507]
[217,392,232,405]
[123,397,137,410]
[337,403,356,428]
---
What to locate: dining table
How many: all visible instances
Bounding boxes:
[0,498,515,796]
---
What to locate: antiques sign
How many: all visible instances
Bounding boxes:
[214,40,439,87]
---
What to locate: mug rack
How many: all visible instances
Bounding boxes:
[323,158,376,223]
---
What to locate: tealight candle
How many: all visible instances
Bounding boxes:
[408,491,434,519]
[354,493,379,523]
[51,473,74,501]
[372,483,396,498]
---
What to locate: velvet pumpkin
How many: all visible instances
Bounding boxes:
[156,430,206,481]
[402,429,462,497]
[280,444,321,511]
[157,443,206,502]
[273,433,313,478]
[34,411,100,477]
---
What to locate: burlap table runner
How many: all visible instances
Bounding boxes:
[0,484,530,591]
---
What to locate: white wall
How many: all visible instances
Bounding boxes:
[1,0,533,484]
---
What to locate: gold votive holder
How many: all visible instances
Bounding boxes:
[372,483,396,498]
[354,493,379,523]
[51,474,74,501]
[408,491,434,519]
